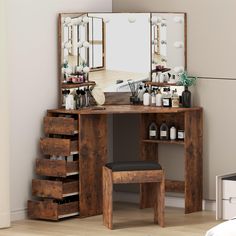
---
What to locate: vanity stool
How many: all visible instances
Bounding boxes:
[102,161,165,229]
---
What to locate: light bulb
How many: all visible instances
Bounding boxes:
[82,16,89,24]
[72,17,82,25]
[64,17,72,25]
[174,66,184,74]
[76,65,83,73]
[64,41,72,49]
[83,41,90,48]
[174,16,183,23]
[83,66,90,73]
[128,14,136,23]
[174,41,184,48]
[77,41,83,48]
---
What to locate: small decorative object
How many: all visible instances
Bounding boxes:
[177,129,185,140]
[127,80,142,105]
[177,71,197,108]
[91,86,105,106]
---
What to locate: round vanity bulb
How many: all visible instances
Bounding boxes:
[83,41,90,48]
[128,14,136,23]
[77,41,83,48]
[83,66,90,73]
[174,66,184,74]
[152,39,158,45]
[76,65,83,73]
[64,41,72,49]
[174,41,184,48]
[72,17,82,25]
[82,16,89,24]
[65,67,72,75]
[64,17,72,25]
[151,16,162,25]
[103,17,110,23]
[174,16,183,23]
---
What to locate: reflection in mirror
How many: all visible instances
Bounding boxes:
[151,13,186,76]
[59,13,186,98]
[88,13,150,92]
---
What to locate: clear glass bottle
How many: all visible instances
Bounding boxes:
[162,88,171,107]
[160,121,169,140]
[149,122,158,140]
[151,89,156,106]
[155,88,162,107]
[171,89,180,108]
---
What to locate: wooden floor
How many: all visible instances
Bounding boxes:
[0,202,220,236]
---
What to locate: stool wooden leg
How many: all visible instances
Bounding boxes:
[154,174,165,227]
[103,167,113,229]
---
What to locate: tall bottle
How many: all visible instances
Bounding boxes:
[171,89,180,108]
[170,124,177,140]
[149,122,158,140]
[162,88,171,107]
[160,121,169,140]
[155,88,162,107]
[150,89,156,106]
[143,86,150,106]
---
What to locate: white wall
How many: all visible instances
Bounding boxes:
[6,0,111,221]
[113,0,236,200]
[0,0,10,228]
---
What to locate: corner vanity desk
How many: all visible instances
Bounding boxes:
[29,105,202,220]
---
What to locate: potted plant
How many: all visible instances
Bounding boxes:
[177,71,197,108]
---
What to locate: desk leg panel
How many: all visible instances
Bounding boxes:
[184,110,203,213]
[79,114,108,217]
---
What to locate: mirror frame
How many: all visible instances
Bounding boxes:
[58,12,187,107]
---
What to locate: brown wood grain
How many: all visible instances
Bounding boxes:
[165,179,185,193]
[184,109,203,213]
[44,116,78,135]
[104,92,131,105]
[79,114,108,217]
[28,200,58,220]
[40,138,78,156]
[58,201,79,217]
[113,170,163,184]
[103,167,113,229]
[35,159,79,177]
[32,179,78,199]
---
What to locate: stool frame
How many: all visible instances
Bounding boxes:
[102,166,165,229]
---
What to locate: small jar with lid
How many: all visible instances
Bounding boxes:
[177,129,185,140]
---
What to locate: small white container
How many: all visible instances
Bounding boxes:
[143,92,150,106]
[170,126,177,140]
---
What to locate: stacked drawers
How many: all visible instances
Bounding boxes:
[222,176,236,220]
[28,114,80,220]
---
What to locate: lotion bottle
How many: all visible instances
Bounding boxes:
[143,86,150,106]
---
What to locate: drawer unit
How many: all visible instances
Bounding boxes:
[44,116,78,135]
[36,159,79,177]
[32,179,79,199]
[40,138,78,156]
[216,174,236,220]
[28,200,79,220]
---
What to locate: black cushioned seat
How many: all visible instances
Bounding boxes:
[105,161,162,172]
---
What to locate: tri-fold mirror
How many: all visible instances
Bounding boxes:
[59,12,186,98]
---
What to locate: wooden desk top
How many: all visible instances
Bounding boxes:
[48,105,202,115]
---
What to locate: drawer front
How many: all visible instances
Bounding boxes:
[28,200,79,220]
[222,180,236,199]
[222,199,236,220]
[36,159,79,177]
[40,138,78,156]
[32,179,79,199]
[44,117,78,135]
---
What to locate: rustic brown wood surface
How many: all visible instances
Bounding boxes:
[165,179,185,193]
[57,201,79,218]
[28,200,58,220]
[35,159,79,177]
[103,167,113,229]
[40,138,78,156]
[44,116,78,135]
[104,92,131,105]
[155,172,165,227]
[113,170,163,184]
[79,114,108,217]
[47,106,202,115]
[32,179,78,199]
[184,109,203,213]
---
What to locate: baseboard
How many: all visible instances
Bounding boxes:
[11,208,27,221]
[0,212,10,228]
[114,191,216,211]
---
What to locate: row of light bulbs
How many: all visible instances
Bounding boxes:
[62,65,90,75]
[152,40,184,48]
[63,40,90,50]
[63,15,183,27]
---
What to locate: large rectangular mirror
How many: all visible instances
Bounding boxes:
[59,12,186,105]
